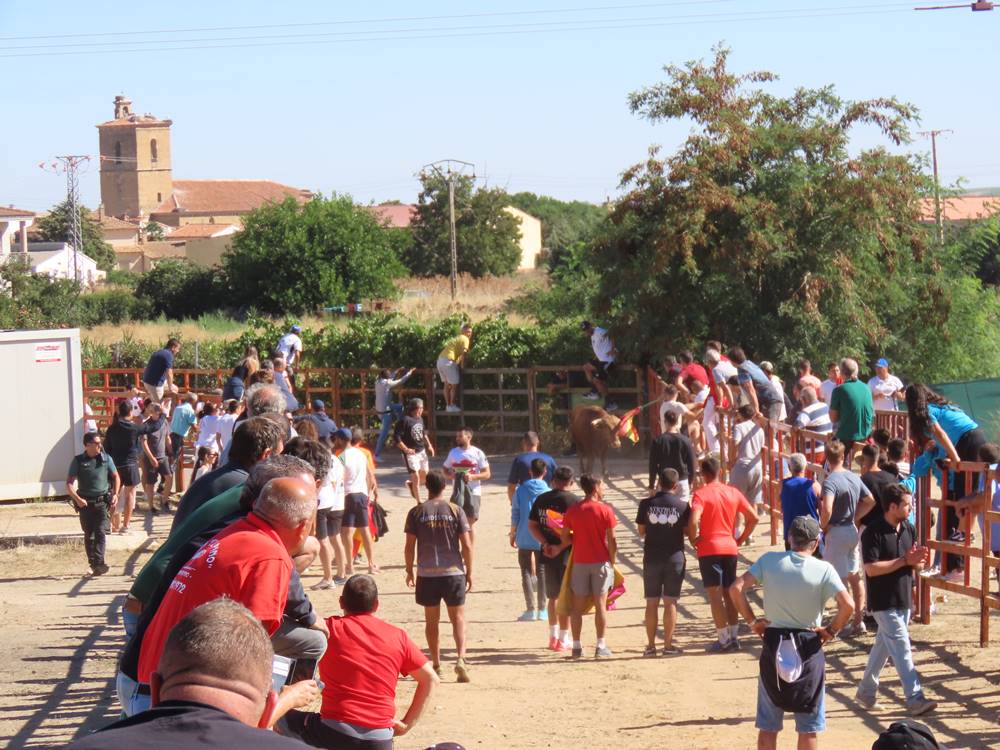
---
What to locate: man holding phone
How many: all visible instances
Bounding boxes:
[856,484,937,716]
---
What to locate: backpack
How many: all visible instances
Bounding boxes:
[871,720,943,750]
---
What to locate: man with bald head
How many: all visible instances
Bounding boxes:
[132,477,317,709]
[73,600,316,750]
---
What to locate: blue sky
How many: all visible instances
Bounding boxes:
[2,1,997,212]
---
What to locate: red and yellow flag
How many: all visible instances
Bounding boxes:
[615,407,641,443]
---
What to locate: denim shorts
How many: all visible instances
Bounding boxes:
[755,675,825,734]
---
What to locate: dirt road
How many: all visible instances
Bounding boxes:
[0,457,997,749]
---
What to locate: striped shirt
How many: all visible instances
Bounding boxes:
[796,401,833,434]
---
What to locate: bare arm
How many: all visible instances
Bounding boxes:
[472,464,491,482]
[734,501,757,547]
[606,526,617,564]
[865,545,928,577]
[742,382,760,415]
[142,436,157,467]
[931,421,962,465]
[729,572,765,634]
[528,519,548,546]
[827,589,855,635]
[404,534,417,587]
[394,662,438,737]
[269,680,321,728]
[636,523,647,539]
[688,504,702,547]
[460,531,474,590]
[66,477,86,508]
[507,483,517,504]
[854,495,876,526]
[820,491,834,531]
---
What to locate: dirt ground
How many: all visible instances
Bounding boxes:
[0,456,997,750]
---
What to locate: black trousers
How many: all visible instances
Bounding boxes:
[944,428,987,573]
[77,496,110,568]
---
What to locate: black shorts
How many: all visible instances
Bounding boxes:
[316,508,344,538]
[278,710,393,750]
[142,457,172,485]
[342,493,369,529]
[643,557,686,599]
[541,549,569,596]
[415,575,466,608]
[119,463,141,488]
[588,359,615,381]
[698,554,738,589]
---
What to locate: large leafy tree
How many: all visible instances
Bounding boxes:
[224,195,406,315]
[582,46,1000,381]
[35,200,117,271]
[134,258,222,320]
[407,172,522,277]
[506,192,607,272]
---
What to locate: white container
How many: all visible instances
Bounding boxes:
[0,328,84,500]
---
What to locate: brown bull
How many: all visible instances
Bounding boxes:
[569,405,621,478]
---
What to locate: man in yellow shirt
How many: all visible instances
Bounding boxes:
[438,324,473,413]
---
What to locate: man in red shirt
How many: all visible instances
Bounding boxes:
[278,575,438,748]
[137,476,318,688]
[689,456,757,653]
[560,474,618,659]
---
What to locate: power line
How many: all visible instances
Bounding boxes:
[0,4,918,58]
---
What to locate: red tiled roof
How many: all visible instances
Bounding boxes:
[100,214,138,230]
[154,180,311,214]
[920,195,1000,223]
[166,223,238,240]
[368,203,416,229]
[0,206,36,218]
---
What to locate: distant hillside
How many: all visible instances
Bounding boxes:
[962,187,1000,196]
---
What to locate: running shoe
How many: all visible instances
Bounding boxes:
[706,640,729,653]
[534,610,546,621]
[908,698,938,717]
[517,610,536,622]
[729,637,742,651]
[570,647,583,659]
[948,530,966,543]
[642,645,658,658]
[582,390,600,400]
[92,563,110,576]
[455,659,471,683]
[661,646,684,656]
[855,692,880,710]
[548,636,560,651]
[594,646,613,658]
[310,579,334,591]
[919,566,941,579]
[605,402,619,411]
[554,639,570,652]
[432,664,442,678]
[333,576,349,585]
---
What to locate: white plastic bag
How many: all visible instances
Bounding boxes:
[775,633,803,685]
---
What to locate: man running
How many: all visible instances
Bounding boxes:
[528,466,578,652]
[395,398,435,503]
[690,455,758,652]
[560,474,618,659]
[404,470,473,683]
[637,468,690,656]
[443,428,491,543]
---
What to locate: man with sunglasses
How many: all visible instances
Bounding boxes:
[67,431,121,576]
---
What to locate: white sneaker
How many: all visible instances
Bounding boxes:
[445,404,461,413]
[919,566,941,579]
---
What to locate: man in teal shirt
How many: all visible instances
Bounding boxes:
[829,357,874,459]
[168,392,199,479]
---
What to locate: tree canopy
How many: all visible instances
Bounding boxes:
[223,195,406,315]
[35,200,116,271]
[406,172,522,277]
[506,192,607,272]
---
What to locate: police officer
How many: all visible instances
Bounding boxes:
[67,431,121,576]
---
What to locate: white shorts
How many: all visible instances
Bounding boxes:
[405,450,430,474]
[824,524,861,578]
[143,382,165,403]
[437,358,461,385]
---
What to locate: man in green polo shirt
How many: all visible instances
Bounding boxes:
[67,431,121,576]
[829,357,874,462]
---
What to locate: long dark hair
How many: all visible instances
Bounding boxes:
[905,383,954,442]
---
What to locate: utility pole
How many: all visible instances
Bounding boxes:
[41,155,90,284]
[423,159,475,300]
[918,130,951,245]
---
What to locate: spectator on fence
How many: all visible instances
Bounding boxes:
[507,431,557,504]
[72,599,318,750]
[272,356,300,413]
[223,345,260,401]
[819,362,841,406]
[795,386,833,462]
[275,324,304,378]
[703,349,737,454]
[829,358,874,461]
[954,443,1000,593]
[444,428,491,544]
[731,405,766,531]
[374,367,415,457]
[581,321,617,409]
[67,431,120,576]
[142,404,173,514]
[438,324,473,413]
[759,362,788,422]
[648,409,697,501]
[168,392,198,480]
[675,350,711,397]
[277,575,439,748]
[730,516,854,750]
[106,400,166,533]
[819,439,873,637]
[728,347,784,421]
[780,453,822,549]
[396,398,435,504]
[658,384,702,446]
[142,338,181,406]
[795,359,823,399]
[868,358,905,412]
[856,484,937,716]
[299,399,337,441]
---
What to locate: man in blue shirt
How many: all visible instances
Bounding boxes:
[510,459,550,622]
[168,392,199,482]
[298,399,336,441]
[506,431,556,504]
[142,339,180,405]
[728,347,783,421]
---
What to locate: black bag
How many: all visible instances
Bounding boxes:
[872,720,944,750]
[372,501,389,539]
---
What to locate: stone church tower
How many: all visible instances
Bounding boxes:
[97,95,173,219]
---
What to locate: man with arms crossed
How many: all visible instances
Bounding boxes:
[730,516,854,750]
[404,470,474,683]
[637,468,690,656]
[560,474,618,659]
[690,455,758,652]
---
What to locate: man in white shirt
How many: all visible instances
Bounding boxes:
[337,428,378,575]
[443,428,492,542]
[313,435,347,590]
[374,367,415,458]
[703,349,737,454]
[275,325,304,381]
[868,358,904,411]
[819,362,841,405]
[581,321,617,407]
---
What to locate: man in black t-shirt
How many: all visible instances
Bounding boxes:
[636,468,691,656]
[648,409,697,500]
[394,398,435,503]
[857,443,896,529]
[105,400,166,533]
[856,485,937,716]
[528,465,578,652]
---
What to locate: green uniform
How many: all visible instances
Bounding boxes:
[68,451,118,496]
[68,450,118,572]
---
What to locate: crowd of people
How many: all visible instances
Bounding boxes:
[62,327,991,750]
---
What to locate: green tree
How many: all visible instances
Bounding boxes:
[224,195,405,315]
[35,200,117,271]
[407,173,522,277]
[134,258,223,320]
[571,46,1000,381]
[144,221,166,241]
[506,192,607,272]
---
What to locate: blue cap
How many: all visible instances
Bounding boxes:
[334,427,352,441]
[311,398,325,410]
[876,358,889,368]
[291,324,301,333]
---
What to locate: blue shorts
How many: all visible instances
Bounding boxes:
[755,676,825,734]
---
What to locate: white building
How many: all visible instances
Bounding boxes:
[16,243,105,286]
[0,206,35,256]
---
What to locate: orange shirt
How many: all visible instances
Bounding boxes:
[691,481,753,557]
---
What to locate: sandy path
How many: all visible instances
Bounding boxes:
[0,456,997,749]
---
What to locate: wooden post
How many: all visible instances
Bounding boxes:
[527,367,538,433]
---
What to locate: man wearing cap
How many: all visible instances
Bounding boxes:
[868,359,905,412]
[730,516,854,750]
[581,321,617,407]
[300,399,337,441]
[275,325,303,380]
[437,324,472,413]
